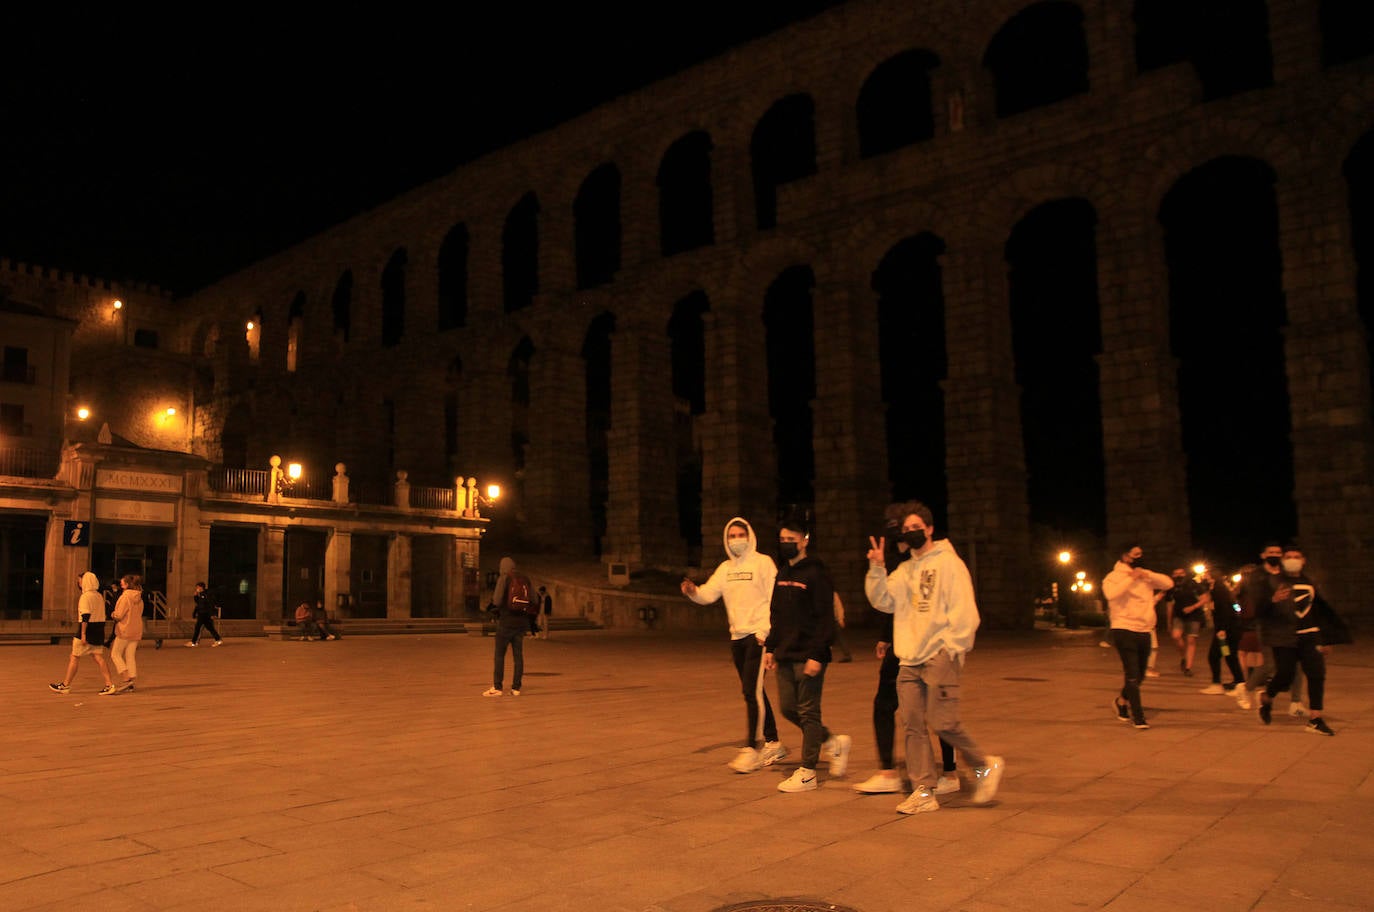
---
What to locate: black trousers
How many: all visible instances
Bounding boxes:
[730,636,778,746]
[191,615,221,644]
[1113,630,1151,723]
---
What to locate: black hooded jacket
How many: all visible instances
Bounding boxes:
[764,554,835,664]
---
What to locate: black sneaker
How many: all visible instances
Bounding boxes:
[1259,700,1273,725]
[1306,717,1335,736]
[1113,700,1130,722]
[1133,718,1150,730]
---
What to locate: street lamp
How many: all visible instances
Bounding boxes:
[1057,550,1072,565]
[288,462,303,482]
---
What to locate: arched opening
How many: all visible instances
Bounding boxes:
[286,291,304,372]
[873,233,949,530]
[763,266,817,515]
[668,291,709,564]
[1159,156,1295,561]
[582,314,615,556]
[503,193,540,313]
[221,403,251,469]
[574,163,622,290]
[984,1,1090,118]
[331,270,352,345]
[658,131,715,256]
[1133,0,1273,100]
[437,223,469,331]
[750,94,818,230]
[1344,129,1374,422]
[1005,199,1106,546]
[1321,0,1374,67]
[856,49,940,159]
[507,338,534,524]
[381,248,407,347]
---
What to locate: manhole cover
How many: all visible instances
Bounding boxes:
[711,902,861,912]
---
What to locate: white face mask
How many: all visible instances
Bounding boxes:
[727,538,749,557]
[1281,558,1304,574]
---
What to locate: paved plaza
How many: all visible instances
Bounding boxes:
[2,625,1371,912]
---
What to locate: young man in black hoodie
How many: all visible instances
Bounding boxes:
[763,519,850,792]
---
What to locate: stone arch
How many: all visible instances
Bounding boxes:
[1132,0,1273,100]
[749,93,818,230]
[856,48,941,158]
[983,1,1090,118]
[437,223,469,331]
[581,313,616,556]
[1133,119,1304,217]
[502,192,540,313]
[380,248,407,347]
[573,162,622,289]
[657,130,715,256]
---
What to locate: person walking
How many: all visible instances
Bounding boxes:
[1257,544,1335,735]
[484,556,534,696]
[681,517,788,774]
[863,501,1004,815]
[110,573,145,693]
[1199,569,1245,697]
[533,585,552,640]
[50,571,116,695]
[1102,544,1174,729]
[853,503,960,797]
[764,518,850,792]
[186,581,223,647]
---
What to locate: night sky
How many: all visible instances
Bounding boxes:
[2,3,847,296]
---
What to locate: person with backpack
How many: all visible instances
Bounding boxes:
[484,556,536,696]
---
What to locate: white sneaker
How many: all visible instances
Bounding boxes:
[1234,686,1252,709]
[728,747,763,774]
[853,770,904,794]
[212,640,223,647]
[1289,702,1308,717]
[934,776,960,795]
[970,756,1005,804]
[896,787,939,815]
[758,741,789,767]
[824,734,852,778]
[481,687,502,697]
[1200,684,1226,695]
[777,767,818,792]
[184,642,197,647]
[510,689,521,696]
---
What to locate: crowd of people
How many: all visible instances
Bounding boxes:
[1103,540,1346,735]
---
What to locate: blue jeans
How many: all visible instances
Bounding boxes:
[775,660,830,769]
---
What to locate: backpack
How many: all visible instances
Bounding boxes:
[505,573,536,615]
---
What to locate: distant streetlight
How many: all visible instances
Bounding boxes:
[165,407,177,417]
[1192,562,1207,577]
[76,407,90,420]
[288,462,303,481]
[112,300,123,311]
[1057,550,1072,564]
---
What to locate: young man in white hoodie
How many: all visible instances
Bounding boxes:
[50,571,116,695]
[864,502,1004,815]
[682,518,789,773]
[1102,543,1174,729]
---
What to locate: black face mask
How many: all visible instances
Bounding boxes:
[1262,556,1282,568]
[777,542,800,562]
[900,529,927,550]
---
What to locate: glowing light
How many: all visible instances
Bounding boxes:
[1057,551,1072,564]
[287,462,302,481]
[1192,563,1206,576]
[1075,571,1086,580]
[246,320,255,331]
[1231,573,1242,584]
[486,483,501,500]
[165,407,177,417]
[112,300,123,310]
[76,407,90,420]
[1081,582,1093,593]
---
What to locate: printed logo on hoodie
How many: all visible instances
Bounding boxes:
[727,571,754,581]
[913,568,936,611]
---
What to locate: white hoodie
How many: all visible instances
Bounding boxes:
[865,539,979,665]
[78,571,105,622]
[1102,561,1173,633]
[684,517,777,641]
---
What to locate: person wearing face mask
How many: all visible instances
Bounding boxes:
[1102,544,1174,729]
[763,518,851,792]
[1235,542,1302,713]
[681,518,788,773]
[864,502,1004,815]
[853,503,961,797]
[1256,545,1334,735]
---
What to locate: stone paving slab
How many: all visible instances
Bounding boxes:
[2,626,1371,912]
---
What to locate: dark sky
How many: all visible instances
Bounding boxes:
[2,3,847,296]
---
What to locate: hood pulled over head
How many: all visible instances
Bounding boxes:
[499,556,516,575]
[81,571,100,592]
[721,517,758,560]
